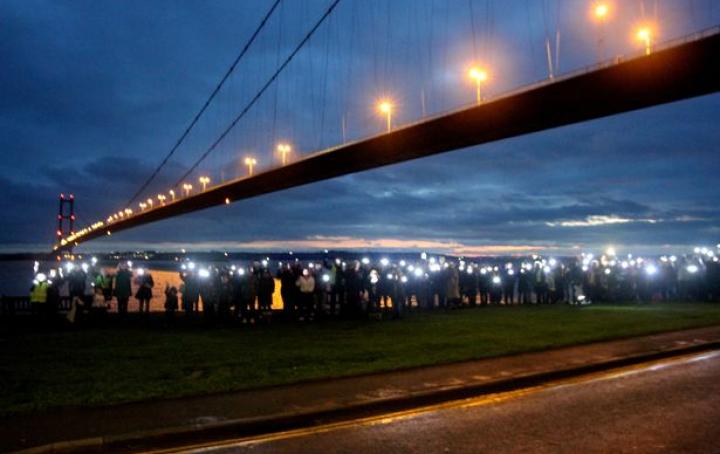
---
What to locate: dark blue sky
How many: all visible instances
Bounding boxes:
[2,0,719,255]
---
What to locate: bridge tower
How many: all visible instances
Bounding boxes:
[56,193,75,244]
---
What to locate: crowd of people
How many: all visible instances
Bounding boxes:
[25,246,720,324]
[25,259,155,323]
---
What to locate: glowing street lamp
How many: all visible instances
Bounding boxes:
[199,176,210,191]
[277,143,292,166]
[636,26,653,55]
[168,189,175,201]
[139,202,147,211]
[592,3,610,59]
[244,157,257,176]
[182,183,193,196]
[157,194,167,205]
[146,198,153,208]
[593,3,609,20]
[468,67,488,104]
[377,100,393,132]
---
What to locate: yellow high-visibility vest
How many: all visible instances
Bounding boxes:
[30,282,48,303]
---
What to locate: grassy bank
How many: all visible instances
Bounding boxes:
[2,303,720,415]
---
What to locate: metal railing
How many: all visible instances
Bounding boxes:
[1,296,73,315]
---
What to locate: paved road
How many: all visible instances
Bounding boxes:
[181,351,720,454]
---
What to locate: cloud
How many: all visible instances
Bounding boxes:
[545,214,712,228]
[1,1,719,254]
[74,235,551,257]
[546,215,659,228]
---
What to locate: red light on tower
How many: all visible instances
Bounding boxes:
[60,193,65,199]
[56,230,62,236]
[69,194,74,199]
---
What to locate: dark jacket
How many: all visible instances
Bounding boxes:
[114,269,132,299]
[164,286,179,311]
[135,273,154,300]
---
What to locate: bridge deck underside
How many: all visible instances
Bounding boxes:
[61,32,720,249]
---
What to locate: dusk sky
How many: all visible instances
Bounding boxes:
[2,0,719,256]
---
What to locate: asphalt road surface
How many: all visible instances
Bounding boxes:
[173,351,720,454]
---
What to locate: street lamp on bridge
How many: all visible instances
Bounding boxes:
[183,183,193,197]
[199,176,211,191]
[593,2,608,20]
[244,157,257,176]
[157,194,167,205]
[146,198,153,208]
[277,143,292,166]
[592,2,610,59]
[468,67,488,104]
[168,189,175,201]
[636,26,653,56]
[377,100,393,132]
[139,202,147,211]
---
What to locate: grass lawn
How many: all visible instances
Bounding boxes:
[2,303,720,415]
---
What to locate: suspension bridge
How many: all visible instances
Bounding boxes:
[53,1,720,252]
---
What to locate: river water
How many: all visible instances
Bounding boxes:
[0,261,37,297]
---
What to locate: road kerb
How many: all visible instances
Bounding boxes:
[10,339,720,454]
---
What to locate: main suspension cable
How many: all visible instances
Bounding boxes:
[173,0,344,189]
[125,0,282,207]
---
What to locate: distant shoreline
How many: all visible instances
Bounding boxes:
[0,251,467,262]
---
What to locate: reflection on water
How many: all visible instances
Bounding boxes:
[115,269,284,312]
[0,261,284,312]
